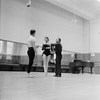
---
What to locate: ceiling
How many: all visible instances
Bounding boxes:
[45,0,100,20]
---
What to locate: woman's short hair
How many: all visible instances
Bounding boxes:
[58,38,61,42]
[30,29,36,35]
[45,37,49,41]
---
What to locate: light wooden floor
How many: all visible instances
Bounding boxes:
[0,72,100,100]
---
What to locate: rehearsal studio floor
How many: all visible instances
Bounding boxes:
[0,71,100,100]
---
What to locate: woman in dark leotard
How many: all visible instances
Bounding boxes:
[42,37,51,76]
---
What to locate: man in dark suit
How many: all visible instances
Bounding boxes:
[54,38,62,77]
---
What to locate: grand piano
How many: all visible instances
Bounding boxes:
[69,60,94,74]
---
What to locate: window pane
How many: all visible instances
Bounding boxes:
[0,41,3,53]
[7,42,14,55]
[6,42,14,60]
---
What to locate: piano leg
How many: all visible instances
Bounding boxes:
[82,67,84,74]
[90,67,93,74]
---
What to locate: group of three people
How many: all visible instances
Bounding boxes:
[27,29,62,77]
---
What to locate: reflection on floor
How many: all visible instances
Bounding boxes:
[0,72,100,100]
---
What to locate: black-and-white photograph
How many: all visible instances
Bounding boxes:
[0,0,100,100]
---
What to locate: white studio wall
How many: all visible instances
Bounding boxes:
[0,0,88,53]
[90,17,100,53]
[83,20,90,53]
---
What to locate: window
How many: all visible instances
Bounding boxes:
[0,41,3,59]
[0,40,3,53]
[6,42,14,60]
[7,42,14,54]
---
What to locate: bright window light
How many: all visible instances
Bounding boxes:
[7,42,14,55]
[6,42,14,60]
[0,41,3,53]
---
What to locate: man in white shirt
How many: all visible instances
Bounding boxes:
[27,29,37,77]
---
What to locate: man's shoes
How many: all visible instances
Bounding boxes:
[53,75,61,77]
[53,75,57,77]
[27,73,33,78]
[57,75,61,77]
